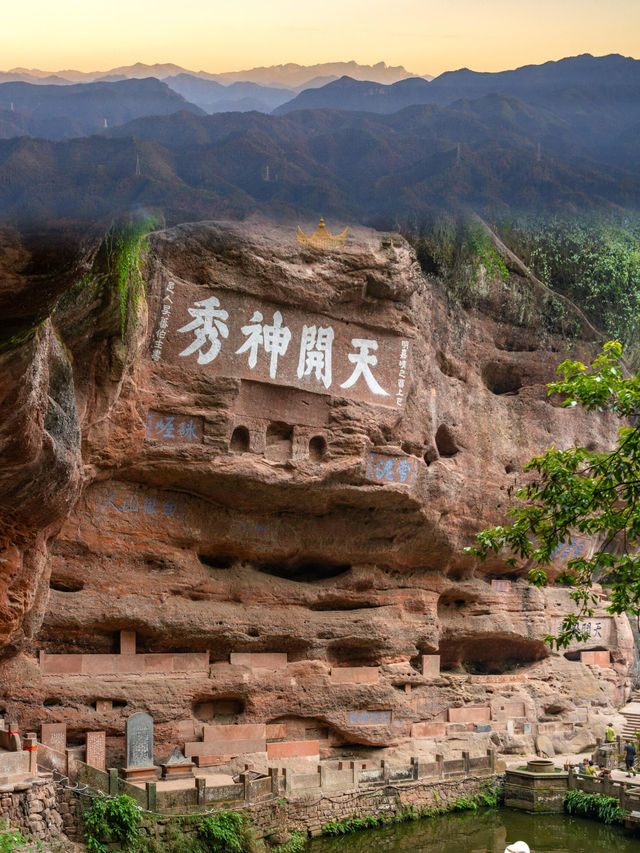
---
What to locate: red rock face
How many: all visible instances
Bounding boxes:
[0,221,632,763]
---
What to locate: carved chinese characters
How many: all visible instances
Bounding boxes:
[146,411,204,444]
[365,452,419,485]
[126,712,154,769]
[152,283,412,408]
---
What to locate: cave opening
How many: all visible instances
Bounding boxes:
[326,637,386,666]
[437,589,478,617]
[309,434,327,462]
[435,425,459,458]
[49,577,84,592]
[438,633,548,674]
[482,362,523,395]
[258,561,351,582]
[265,422,293,462]
[193,697,245,722]
[230,426,250,453]
[199,554,234,570]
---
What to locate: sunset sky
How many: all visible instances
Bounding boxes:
[3,0,639,76]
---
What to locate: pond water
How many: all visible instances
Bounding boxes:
[307,807,637,853]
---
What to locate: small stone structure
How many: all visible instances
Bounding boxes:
[39,630,208,676]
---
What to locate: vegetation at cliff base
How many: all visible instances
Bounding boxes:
[84,793,142,853]
[468,340,640,648]
[564,790,624,825]
[0,818,41,852]
[321,786,498,837]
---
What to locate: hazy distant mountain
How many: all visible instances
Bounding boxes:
[0,61,427,90]
[2,62,191,84]
[0,78,204,139]
[164,75,292,113]
[0,72,74,85]
[208,61,425,87]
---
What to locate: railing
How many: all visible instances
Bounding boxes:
[42,748,496,814]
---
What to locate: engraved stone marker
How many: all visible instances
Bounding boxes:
[86,731,106,771]
[41,723,66,753]
[126,713,154,768]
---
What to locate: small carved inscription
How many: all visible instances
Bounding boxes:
[41,723,66,753]
[347,710,392,725]
[99,490,185,524]
[151,281,175,362]
[365,453,418,485]
[86,731,106,771]
[491,579,511,592]
[146,411,204,444]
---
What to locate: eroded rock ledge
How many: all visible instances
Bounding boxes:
[0,220,632,766]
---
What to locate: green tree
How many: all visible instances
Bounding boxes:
[467,340,640,648]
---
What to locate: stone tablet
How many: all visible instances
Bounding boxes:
[126,712,154,768]
[86,731,106,771]
[41,723,66,753]
[154,284,412,410]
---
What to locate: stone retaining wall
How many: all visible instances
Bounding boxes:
[58,773,496,846]
[0,780,64,842]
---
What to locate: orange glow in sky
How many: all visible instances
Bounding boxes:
[2,0,639,76]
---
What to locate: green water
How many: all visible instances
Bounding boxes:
[307,808,637,853]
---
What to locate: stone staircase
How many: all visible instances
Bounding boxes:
[620,694,640,739]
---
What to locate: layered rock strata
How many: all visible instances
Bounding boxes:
[0,220,633,765]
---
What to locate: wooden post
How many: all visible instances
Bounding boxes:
[282,767,292,794]
[146,781,157,812]
[436,753,444,778]
[462,751,470,776]
[196,777,206,805]
[239,772,250,803]
[108,768,118,795]
[487,747,496,772]
[269,767,280,795]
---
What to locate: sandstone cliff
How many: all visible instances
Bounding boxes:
[0,220,632,764]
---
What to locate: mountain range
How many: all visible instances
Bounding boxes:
[0,53,638,230]
[0,60,422,88]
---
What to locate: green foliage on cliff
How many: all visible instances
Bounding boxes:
[197,811,255,853]
[0,819,41,852]
[497,214,640,362]
[467,340,640,648]
[104,214,161,339]
[83,794,142,853]
[269,831,305,853]
[564,790,624,824]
